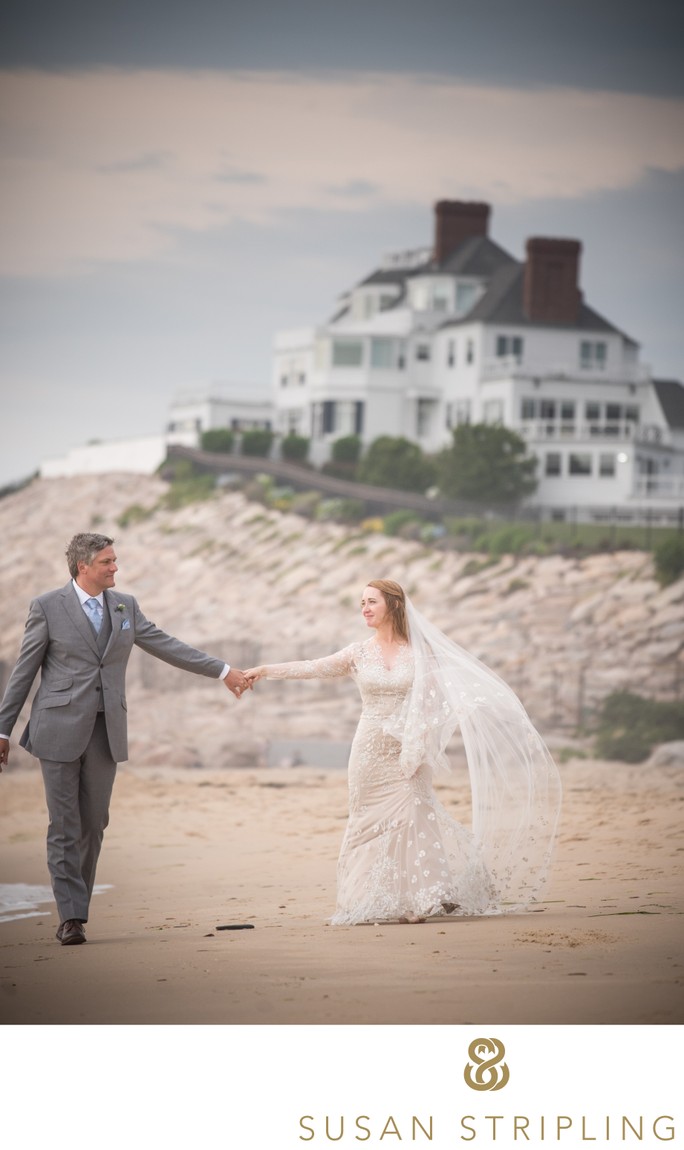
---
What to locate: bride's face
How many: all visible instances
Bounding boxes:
[361,586,388,630]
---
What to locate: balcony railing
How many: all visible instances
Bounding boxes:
[515,421,669,444]
[481,360,651,384]
[632,476,684,499]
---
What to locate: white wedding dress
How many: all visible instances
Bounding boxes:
[265,638,496,924]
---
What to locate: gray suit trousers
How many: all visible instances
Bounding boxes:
[40,714,116,923]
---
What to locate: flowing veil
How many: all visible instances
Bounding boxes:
[383,596,562,911]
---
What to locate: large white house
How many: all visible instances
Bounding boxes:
[273,201,684,513]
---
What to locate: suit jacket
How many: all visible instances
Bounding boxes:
[0,584,225,762]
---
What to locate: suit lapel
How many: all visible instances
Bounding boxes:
[62,583,100,656]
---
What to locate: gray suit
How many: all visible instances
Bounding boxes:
[0,582,225,923]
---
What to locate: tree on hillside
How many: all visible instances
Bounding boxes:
[357,436,437,493]
[437,423,537,505]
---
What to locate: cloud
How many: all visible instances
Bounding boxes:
[324,179,380,198]
[95,150,172,173]
[1,69,683,277]
[213,166,267,185]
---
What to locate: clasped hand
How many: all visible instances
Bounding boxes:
[224,667,253,699]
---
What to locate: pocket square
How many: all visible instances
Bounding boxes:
[120,619,131,631]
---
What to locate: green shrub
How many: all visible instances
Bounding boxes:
[316,497,366,523]
[242,474,274,504]
[201,428,235,454]
[557,746,588,764]
[437,423,537,504]
[161,474,216,509]
[158,457,197,482]
[654,533,684,586]
[486,524,537,556]
[460,557,499,578]
[520,539,551,557]
[357,436,437,493]
[383,509,420,536]
[291,490,322,519]
[117,503,155,528]
[444,517,488,540]
[281,434,310,462]
[268,485,295,510]
[332,435,362,464]
[240,429,274,457]
[594,690,684,763]
[0,472,37,501]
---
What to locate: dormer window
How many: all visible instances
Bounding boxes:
[410,278,452,312]
[496,335,524,362]
[456,282,479,315]
[580,340,607,370]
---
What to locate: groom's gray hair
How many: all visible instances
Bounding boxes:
[66,533,115,578]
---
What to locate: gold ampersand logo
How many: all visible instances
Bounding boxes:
[463,1038,510,1091]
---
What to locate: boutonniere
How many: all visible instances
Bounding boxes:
[115,603,126,613]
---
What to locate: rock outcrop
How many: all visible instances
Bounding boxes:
[0,475,682,769]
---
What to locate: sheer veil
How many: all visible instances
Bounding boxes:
[383,596,562,911]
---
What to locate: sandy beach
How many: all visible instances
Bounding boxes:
[0,477,682,1029]
[1,757,682,1026]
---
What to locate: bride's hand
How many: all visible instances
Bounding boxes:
[245,667,265,683]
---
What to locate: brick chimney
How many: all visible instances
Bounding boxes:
[523,238,582,325]
[433,200,490,265]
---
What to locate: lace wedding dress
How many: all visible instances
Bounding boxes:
[265,638,506,924]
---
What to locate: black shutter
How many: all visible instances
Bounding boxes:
[323,401,335,434]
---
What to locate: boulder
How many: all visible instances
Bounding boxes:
[647,741,684,768]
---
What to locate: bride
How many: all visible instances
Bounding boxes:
[246,579,561,926]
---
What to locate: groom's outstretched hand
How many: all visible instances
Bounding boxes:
[224,667,252,699]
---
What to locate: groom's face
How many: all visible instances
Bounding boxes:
[77,545,118,595]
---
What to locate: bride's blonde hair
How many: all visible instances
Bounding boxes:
[367,579,409,643]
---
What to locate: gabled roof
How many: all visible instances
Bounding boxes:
[429,234,517,278]
[338,231,638,342]
[359,266,427,287]
[441,263,637,340]
[358,235,514,288]
[653,379,684,429]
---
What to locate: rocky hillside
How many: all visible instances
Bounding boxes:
[0,475,682,770]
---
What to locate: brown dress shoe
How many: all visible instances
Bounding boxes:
[59,919,86,946]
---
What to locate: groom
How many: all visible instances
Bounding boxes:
[0,532,250,946]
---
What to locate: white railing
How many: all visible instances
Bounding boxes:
[515,422,669,444]
[632,476,684,500]
[481,361,651,384]
[380,247,432,271]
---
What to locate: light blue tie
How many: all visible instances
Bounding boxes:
[85,597,102,634]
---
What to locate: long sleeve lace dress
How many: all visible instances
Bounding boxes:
[264,638,494,925]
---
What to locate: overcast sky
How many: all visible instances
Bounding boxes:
[1,0,683,487]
